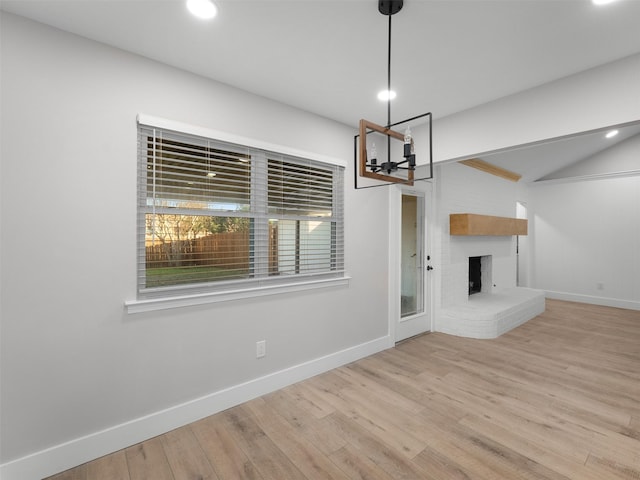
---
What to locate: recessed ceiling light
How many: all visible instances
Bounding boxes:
[592,0,618,5]
[605,129,619,139]
[377,90,396,102]
[187,0,218,20]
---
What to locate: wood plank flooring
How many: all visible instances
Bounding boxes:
[47,299,640,479]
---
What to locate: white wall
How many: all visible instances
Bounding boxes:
[3,10,640,480]
[529,135,640,310]
[529,175,640,310]
[0,13,390,477]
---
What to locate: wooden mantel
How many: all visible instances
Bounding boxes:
[450,213,528,236]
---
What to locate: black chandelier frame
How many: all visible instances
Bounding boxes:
[354,0,433,190]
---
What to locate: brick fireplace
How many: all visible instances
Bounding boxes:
[433,164,544,339]
[437,229,544,339]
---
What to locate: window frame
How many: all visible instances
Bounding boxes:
[126,115,348,314]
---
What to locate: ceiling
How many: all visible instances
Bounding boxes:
[474,122,640,183]
[3,0,640,181]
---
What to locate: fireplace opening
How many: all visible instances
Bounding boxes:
[469,256,482,295]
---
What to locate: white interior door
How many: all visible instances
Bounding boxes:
[390,184,433,342]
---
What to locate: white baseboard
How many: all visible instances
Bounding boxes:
[1,335,392,480]
[544,290,640,311]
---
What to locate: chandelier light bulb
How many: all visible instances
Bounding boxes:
[404,126,414,157]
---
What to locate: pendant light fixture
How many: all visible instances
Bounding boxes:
[354,0,433,189]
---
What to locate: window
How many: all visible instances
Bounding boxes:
[137,122,345,300]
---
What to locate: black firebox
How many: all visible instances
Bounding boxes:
[469,256,482,295]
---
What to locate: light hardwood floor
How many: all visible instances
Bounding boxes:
[47,299,640,479]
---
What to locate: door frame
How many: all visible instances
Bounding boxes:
[388,182,434,343]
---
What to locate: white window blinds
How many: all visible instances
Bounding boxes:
[137,123,345,299]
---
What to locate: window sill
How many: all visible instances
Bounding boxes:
[125,276,351,314]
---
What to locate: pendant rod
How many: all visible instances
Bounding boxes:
[386,12,392,167]
[387,13,392,128]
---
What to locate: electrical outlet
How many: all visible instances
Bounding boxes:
[256,340,266,358]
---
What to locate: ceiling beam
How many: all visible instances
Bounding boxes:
[459,158,522,182]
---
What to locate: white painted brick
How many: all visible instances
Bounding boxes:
[433,162,538,337]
